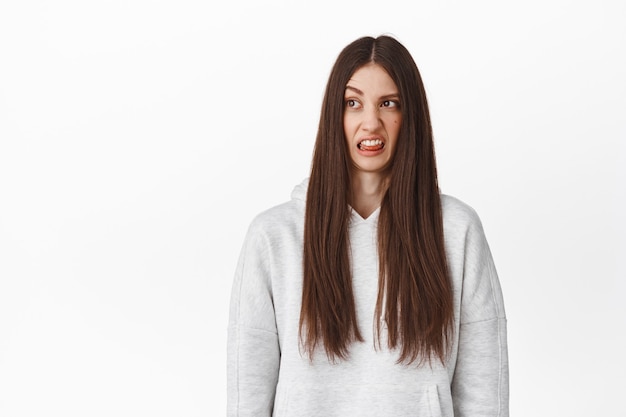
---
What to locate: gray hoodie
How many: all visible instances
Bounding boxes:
[227,179,509,417]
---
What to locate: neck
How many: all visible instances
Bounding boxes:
[350,172,387,219]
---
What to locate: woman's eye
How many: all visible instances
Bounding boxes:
[346,99,361,109]
[382,100,399,108]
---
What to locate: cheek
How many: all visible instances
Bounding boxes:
[342,120,350,148]
[343,115,356,137]
[389,118,401,150]
[388,116,401,136]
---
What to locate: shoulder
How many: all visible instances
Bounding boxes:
[248,179,307,234]
[244,199,305,249]
[440,194,483,231]
[440,195,506,323]
[251,199,303,231]
[237,196,305,277]
[440,193,491,257]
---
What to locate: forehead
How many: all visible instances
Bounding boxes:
[346,63,398,94]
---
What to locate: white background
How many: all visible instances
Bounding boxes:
[1,0,624,416]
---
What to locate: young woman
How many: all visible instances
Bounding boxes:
[227,35,508,417]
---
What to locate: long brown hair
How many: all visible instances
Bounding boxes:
[300,35,453,365]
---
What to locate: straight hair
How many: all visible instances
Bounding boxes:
[300,35,453,365]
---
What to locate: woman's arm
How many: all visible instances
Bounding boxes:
[227,223,280,417]
[451,215,509,417]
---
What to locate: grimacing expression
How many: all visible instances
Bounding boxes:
[343,63,401,176]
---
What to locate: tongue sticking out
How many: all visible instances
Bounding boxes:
[358,140,384,151]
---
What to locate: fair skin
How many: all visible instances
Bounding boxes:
[343,63,402,219]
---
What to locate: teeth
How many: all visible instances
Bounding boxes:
[360,139,382,146]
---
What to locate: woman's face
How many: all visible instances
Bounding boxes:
[343,63,401,177]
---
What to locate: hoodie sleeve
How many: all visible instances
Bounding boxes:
[451,214,509,417]
[227,221,280,417]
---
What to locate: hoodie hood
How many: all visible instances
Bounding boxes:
[291,177,309,203]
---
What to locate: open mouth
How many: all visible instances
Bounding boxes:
[358,138,384,151]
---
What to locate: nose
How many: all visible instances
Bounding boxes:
[361,105,382,131]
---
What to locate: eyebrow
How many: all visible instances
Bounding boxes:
[345,85,364,95]
[345,85,400,100]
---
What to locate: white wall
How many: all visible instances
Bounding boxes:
[1,1,624,415]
